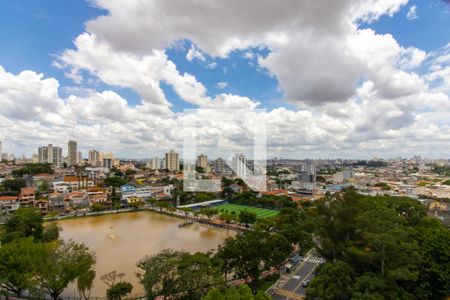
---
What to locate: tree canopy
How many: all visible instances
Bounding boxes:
[306,188,449,299]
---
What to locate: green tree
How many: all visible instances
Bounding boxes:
[38,180,50,193]
[129,201,144,209]
[238,210,257,227]
[137,249,223,300]
[42,222,60,242]
[0,238,40,297]
[202,285,270,300]
[156,201,169,212]
[266,233,292,270]
[2,179,27,193]
[2,207,44,243]
[219,212,234,227]
[306,261,355,300]
[217,230,274,293]
[77,269,96,300]
[107,281,133,300]
[104,177,127,195]
[200,207,218,221]
[147,197,157,208]
[179,207,193,219]
[113,202,121,212]
[91,203,104,213]
[35,240,96,300]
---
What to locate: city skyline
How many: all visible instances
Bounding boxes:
[0,1,450,159]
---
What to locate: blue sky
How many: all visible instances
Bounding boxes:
[1,0,447,111]
[0,0,449,158]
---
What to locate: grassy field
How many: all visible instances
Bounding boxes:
[215,203,279,218]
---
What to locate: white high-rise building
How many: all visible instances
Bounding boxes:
[38,144,62,166]
[68,140,77,166]
[232,153,247,178]
[165,150,180,172]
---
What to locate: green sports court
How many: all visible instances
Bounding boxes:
[215,203,279,218]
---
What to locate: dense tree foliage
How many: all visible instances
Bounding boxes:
[0,209,95,300]
[35,240,96,300]
[137,249,224,300]
[0,238,41,297]
[229,191,296,209]
[432,165,450,176]
[106,281,133,300]
[12,163,54,178]
[1,178,27,194]
[216,229,291,293]
[306,188,449,299]
[2,208,44,243]
[202,285,270,300]
[238,210,257,226]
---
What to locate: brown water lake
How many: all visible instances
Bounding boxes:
[58,211,233,297]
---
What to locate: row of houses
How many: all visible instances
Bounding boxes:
[0,186,111,215]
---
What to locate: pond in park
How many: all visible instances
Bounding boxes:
[58,210,233,297]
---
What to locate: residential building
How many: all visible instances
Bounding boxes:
[53,181,72,194]
[232,153,247,178]
[85,167,110,179]
[68,140,77,166]
[333,170,355,183]
[147,157,160,170]
[165,150,180,172]
[0,196,20,214]
[99,152,119,169]
[35,199,48,214]
[214,158,225,173]
[48,193,67,213]
[197,154,208,171]
[121,184,174,202]
[88,149,100,166]
[38,144,63,166]
[77,151,83,165]
[19,187,36,207]
[64,191,89,208]
[63,175,95,190]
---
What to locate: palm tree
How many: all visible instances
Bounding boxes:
[179,207,193,220]
[113,202,121,213]
[166,205,176,215]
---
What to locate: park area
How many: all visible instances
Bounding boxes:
[215,203,279,218]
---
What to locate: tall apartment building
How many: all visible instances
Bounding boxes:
[99,152,118,169]
[77,151,83,165]
[232,153,247,178]
[0,141,2,158]
[165,150,180,172]
[68,140,77,166]
[38,144,62,166]
[88,149,100,166]
[213,158,225,173]
[148,157,160,170]
[197,154,208,171]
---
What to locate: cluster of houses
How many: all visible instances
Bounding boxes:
[0,169,174,216]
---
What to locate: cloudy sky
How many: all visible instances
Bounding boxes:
[0,0,449,159]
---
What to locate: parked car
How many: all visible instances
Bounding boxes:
[301,280,310,287]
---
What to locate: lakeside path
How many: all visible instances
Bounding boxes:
[1,204,250,232]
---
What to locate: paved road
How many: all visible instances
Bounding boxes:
[270,256,325,300]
